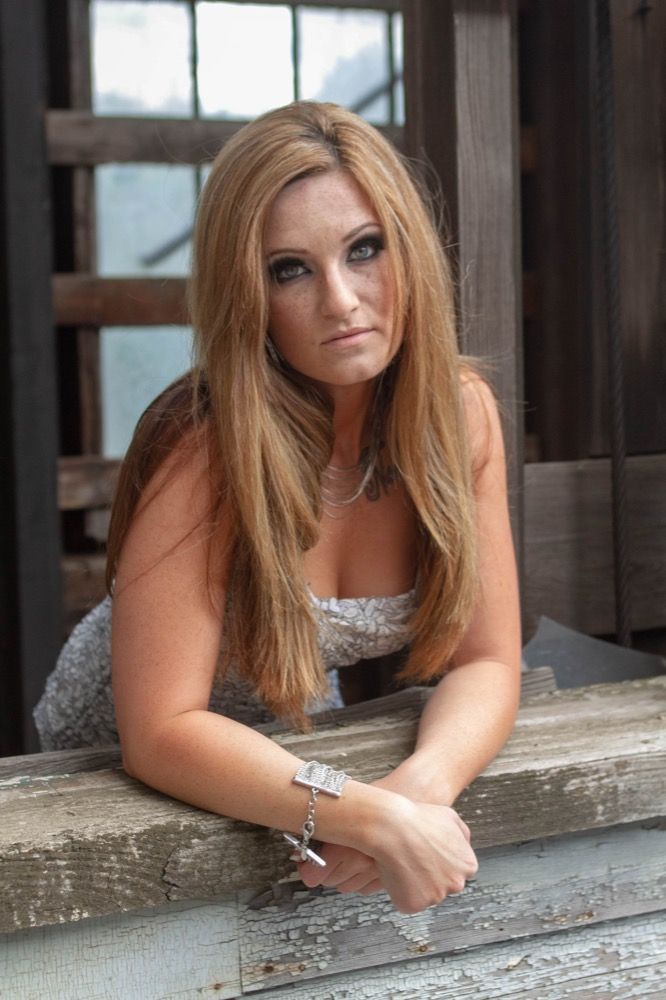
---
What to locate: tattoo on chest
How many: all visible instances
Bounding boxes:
[364,463,400,502]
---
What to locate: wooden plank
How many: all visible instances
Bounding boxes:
[403,0,524,569]
[0,670,554,783]
[68,0,103,456]
[248,909,666,998]
[524,454,666,634]
[0,0,63,755]
[589,0,666,456]
[53,274,188,326]
[1,677,665,933]
[46,111,404,165]
[520,0,591,461]
[62,553,107,632]
[98,0,400,9]
[58,455,121,509]
[54,271,540,330]
[239,821,666,991]
[0,897,240,1000]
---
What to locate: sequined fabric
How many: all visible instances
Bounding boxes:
[34,589,416,751]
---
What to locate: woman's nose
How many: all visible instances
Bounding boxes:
[320,266,359,318]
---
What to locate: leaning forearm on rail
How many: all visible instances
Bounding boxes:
[378,659,520,807]
[121,709,402,852]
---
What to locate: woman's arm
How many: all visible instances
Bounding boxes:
[376,377,522,805]
[111,437,477,914]
[299,378,520,893]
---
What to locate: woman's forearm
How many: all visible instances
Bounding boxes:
[375,658,521,806]
[122,708,478,913]
[122,709,397,854]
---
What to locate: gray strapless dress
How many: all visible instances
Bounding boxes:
[34,590,416,751]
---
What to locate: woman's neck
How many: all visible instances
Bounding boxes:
[326,383,376,466]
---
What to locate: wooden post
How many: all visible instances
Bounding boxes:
[403,0,524,570]
[0,0,62,753]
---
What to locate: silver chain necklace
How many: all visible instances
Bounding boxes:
[320,445,378,507]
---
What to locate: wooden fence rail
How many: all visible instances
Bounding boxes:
[1,674,665,997]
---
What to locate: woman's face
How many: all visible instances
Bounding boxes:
[264,170,401,394]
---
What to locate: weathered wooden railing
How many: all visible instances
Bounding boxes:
[1,671,665,998]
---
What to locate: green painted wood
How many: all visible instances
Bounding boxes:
[0,897,240,1000]
[248,909,666,998]
[238,821,666,991]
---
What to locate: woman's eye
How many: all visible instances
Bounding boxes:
[269,258,307,284]
[348,236,384,262]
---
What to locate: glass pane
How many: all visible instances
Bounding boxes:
[392,12,404,126]
[197,2,293,118]
[92,0,193,117]
[96,164,196,277]
[298,8,390,124]
[101,326,193,458]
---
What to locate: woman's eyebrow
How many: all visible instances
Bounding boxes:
[266,220,381,259]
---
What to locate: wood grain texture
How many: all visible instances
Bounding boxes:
[524,454,666,634]
[403,0,523,563]
[0,897,240,1000]
[46,112,404,166]
[1,677,665,934]
[0,0,63,755]
[53,274,188,327]
[589,0,666,456]
[247,909,666,998]
[238,821,666,992]
[58,455,121,510]
[61,552,107,631]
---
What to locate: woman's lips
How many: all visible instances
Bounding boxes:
[324,328,373,347]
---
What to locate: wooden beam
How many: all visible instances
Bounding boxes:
[53,274,188,326]
[403,0,524,569]
[62,553,107,634]
[46,111,405,165]
[0,0,62,755]
[524,454,666,635]
[53,271,539,328]
[58,456,121,509]
[607,0,666,454]
[98,0,400,7]
[521,0,592,461]
[1,676,665,933]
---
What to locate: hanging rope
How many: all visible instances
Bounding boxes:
[594,0,632,646]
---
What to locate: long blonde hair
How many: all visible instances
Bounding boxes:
[107,101,478,729]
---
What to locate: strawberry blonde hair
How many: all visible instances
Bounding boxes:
[107,102,478,729]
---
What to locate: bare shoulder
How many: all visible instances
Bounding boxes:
[134,424,217,526]
[115,425,229,600]
[459,369,506,476]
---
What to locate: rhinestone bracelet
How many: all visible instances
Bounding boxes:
[282,761,350,867]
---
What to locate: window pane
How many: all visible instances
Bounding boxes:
[298,8,390,124]
[92,0,193,117]
[101,326,193,458]
[197,2,293,118]
[96,164,196,277]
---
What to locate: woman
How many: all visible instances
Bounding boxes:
[35,101,521,914]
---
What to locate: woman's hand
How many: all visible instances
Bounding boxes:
[373,799,477,914]
[299,795,476,913]
[299,844,382,896]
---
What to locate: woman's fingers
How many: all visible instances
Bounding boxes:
[298,844,378,889]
